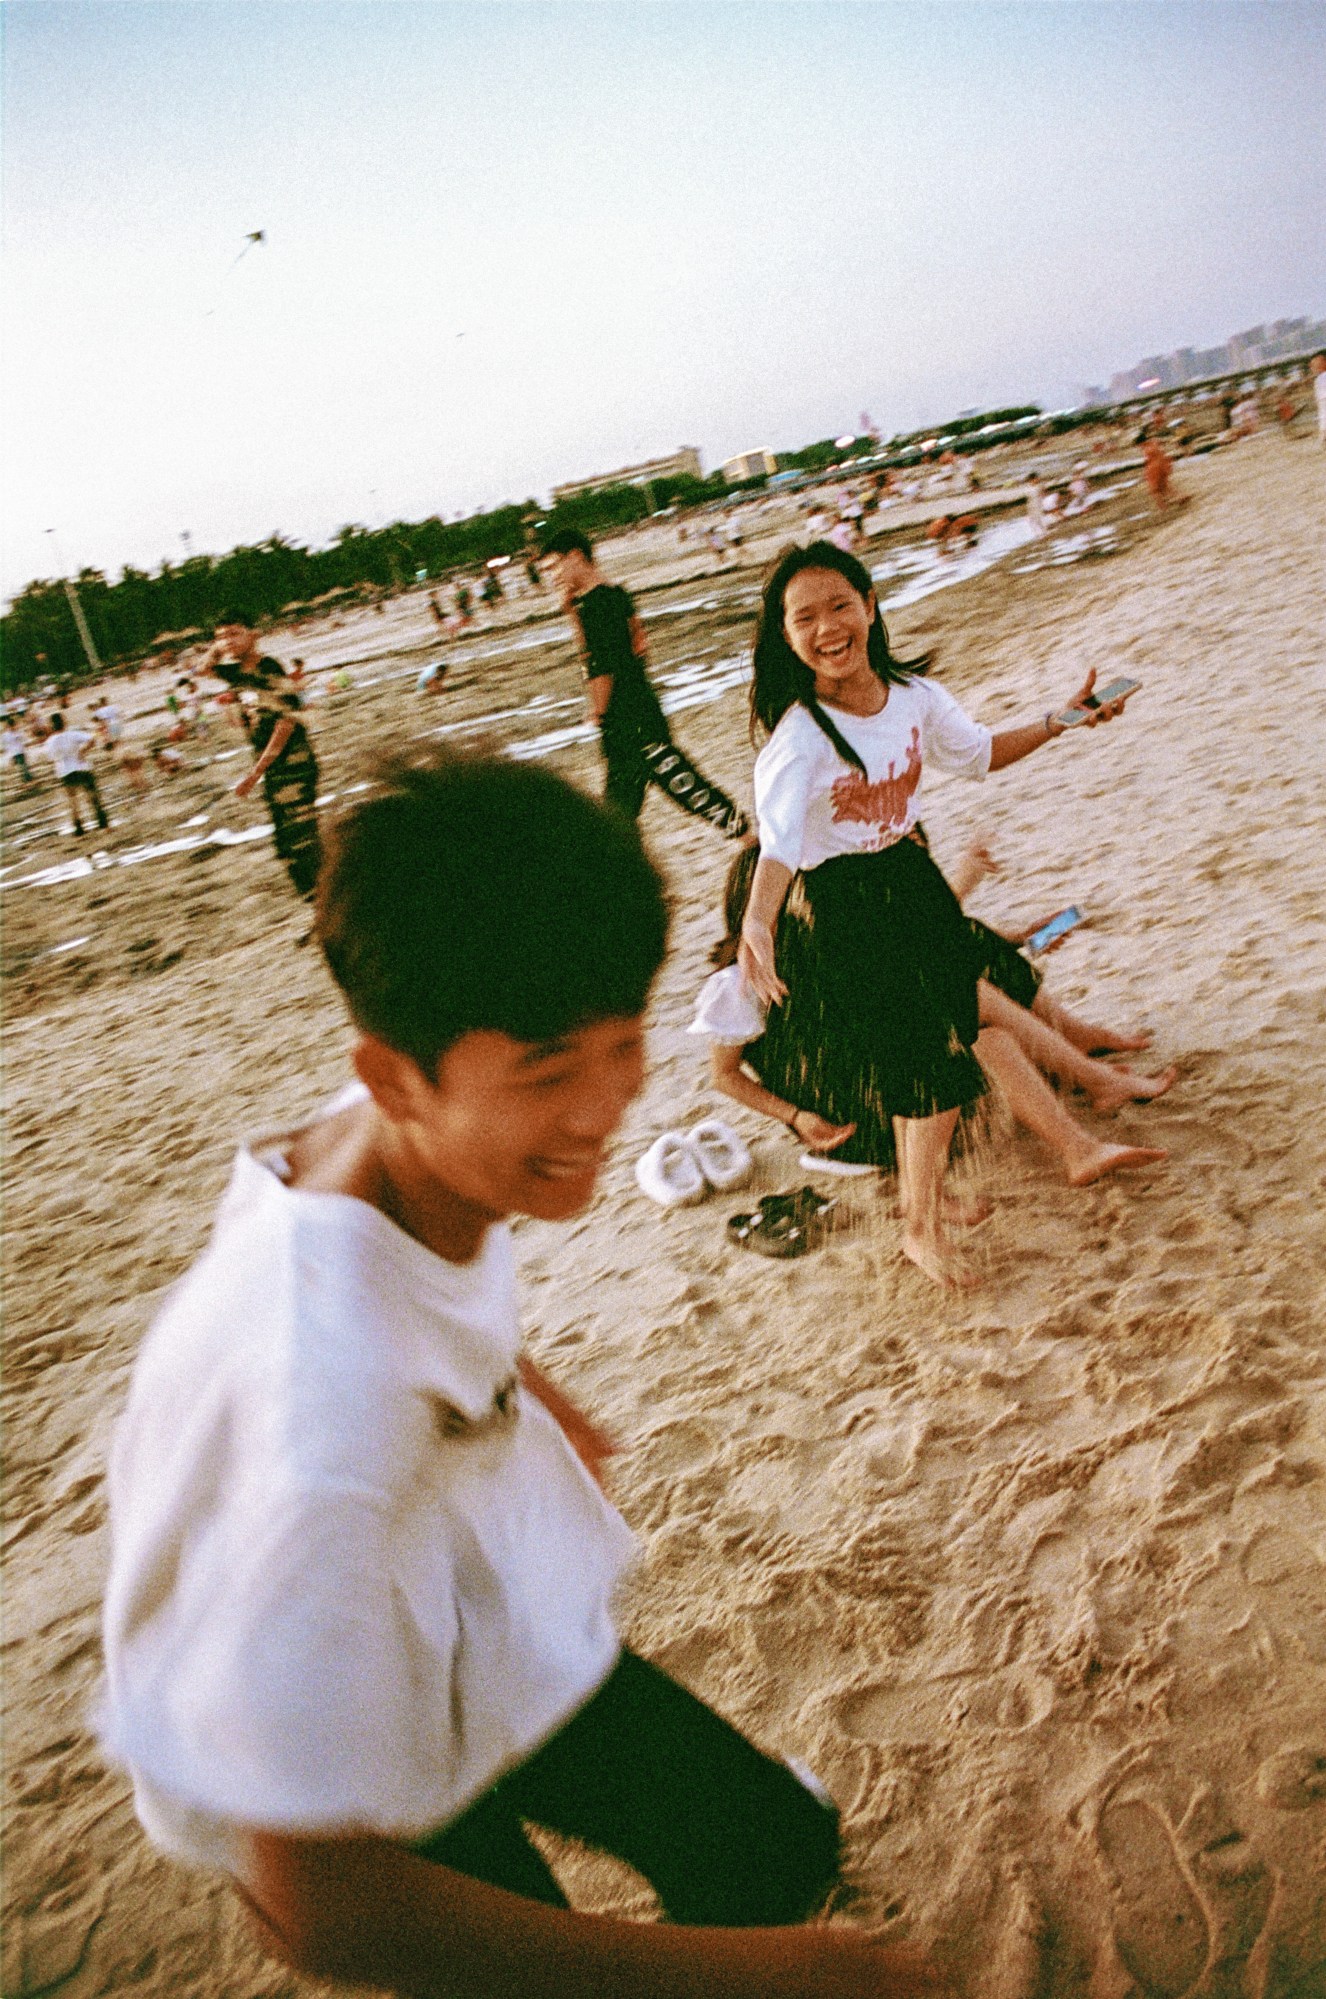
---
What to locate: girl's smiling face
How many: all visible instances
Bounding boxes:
[781,567,878,704]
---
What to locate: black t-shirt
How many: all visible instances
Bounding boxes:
[244,659,308,761]
[574,585,666,741]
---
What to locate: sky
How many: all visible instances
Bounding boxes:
[3,0,1323,601]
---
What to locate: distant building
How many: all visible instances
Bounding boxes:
[1103,311,1326,405]
[551,448,703,504]
[721,448,778,483]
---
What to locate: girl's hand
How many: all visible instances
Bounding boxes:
[738,921,787,1007]
[794,1111,857,1153]
[1059,666,1130,730]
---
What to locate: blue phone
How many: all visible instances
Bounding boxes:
[1026,906,1083,955]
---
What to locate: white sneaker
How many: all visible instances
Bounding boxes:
[687,1118,754,1192]
[635,1132,707,1207]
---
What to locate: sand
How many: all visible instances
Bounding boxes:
[3,433,1324,1997]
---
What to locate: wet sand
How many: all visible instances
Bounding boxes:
[3,434,1325,1996]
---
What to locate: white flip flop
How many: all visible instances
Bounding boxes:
[635,1132,707,1207]
[798,1151,876,1177]
[687,1118,754,1192]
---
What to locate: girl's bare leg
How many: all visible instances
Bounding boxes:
[894,1107,976,1286]
[979,983,1175,1112]
[1031,984,1153,1055]
[973,1027,1167,1186]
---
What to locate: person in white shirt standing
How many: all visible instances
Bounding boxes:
[101,751,942,1999]
[1311,353,1326,447]
[738,541,1136,1289]
[38,712,109,834]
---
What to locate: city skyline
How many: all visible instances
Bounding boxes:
[4,2,1324,601]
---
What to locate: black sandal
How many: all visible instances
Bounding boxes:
[727,1208,814,1259]
[727,1188,837,1259]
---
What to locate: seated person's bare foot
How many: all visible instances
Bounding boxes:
[1065,1140,1168,1187]
[901,1229,981,1288]
[1088,1027,1154,1054]
[1087,1063,1178,1113]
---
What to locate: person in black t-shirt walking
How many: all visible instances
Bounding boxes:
[541,529,749,839]
[207,625,323,899]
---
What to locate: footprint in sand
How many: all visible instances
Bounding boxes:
[1096,1796,1210,1998]
[1256,1746,1326,1811]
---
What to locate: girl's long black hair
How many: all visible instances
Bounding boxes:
[750,540,929,773]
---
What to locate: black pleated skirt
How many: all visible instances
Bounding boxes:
[746,839,1003,1168]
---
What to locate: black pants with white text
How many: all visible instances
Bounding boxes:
[604,732,749,839]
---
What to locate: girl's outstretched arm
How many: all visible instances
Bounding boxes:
[988,667,1134,772]
[737,855,793,1006]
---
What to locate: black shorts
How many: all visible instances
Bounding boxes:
[414,1649,840,1925]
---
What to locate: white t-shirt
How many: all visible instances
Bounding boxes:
[93,703,123,742]
[2,728,26,760]
[754,681,991,873]
[41,728,94,778]
[1314,371,1326,436]
[688,964,768,1046]
[100,1099,634,1874]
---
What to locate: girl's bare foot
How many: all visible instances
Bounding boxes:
[1087,1063,1178,1114]
[1065,1141,1168,1187]
[901,1229,981,1288]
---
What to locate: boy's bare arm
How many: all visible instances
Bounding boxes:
[517,1357,615,1486]
[241,1831,949,1999]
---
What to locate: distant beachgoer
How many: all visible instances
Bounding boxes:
[927,514,979,555]
[1143,438,1173,510]
[207,625,322,901]
[95,702,150,797]
[1312,354,1326,446]
[428,590,447,626]
[1026,476,1047,535]
[3,721,32,783]
[39,714,110,835]
[456,581,473,625]
[825,519,857,553]
[541,528,749,839]
[416,660,448,694]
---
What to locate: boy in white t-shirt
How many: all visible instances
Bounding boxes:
[102,753,939,1999]
[39,712,109,833]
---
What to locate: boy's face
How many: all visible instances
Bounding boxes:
[544,550,592,604]
[385,1015,648,1223]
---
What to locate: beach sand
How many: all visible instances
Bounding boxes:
[3,434,1324,1997]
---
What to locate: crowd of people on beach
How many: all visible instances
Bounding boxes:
[81,436,1240,1999]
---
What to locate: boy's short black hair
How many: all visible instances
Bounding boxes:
[317,751,670,1075]
[540,527,594,561]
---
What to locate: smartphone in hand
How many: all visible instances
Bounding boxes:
[1025,906,1083,954]
[1057,676,1140,727]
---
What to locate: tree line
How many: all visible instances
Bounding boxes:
[0,472,724,694]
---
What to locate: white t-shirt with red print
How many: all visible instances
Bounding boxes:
[753,679,991,873]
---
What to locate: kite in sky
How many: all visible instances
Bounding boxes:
[204,232,267,315]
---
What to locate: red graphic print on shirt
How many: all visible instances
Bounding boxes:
[829,727,923,849]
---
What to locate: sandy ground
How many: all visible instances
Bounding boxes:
[3,434,1325,1997]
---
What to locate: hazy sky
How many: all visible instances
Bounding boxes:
[4,1,1323,600]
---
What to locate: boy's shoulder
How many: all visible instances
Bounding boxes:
[133,1141,522,1501]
